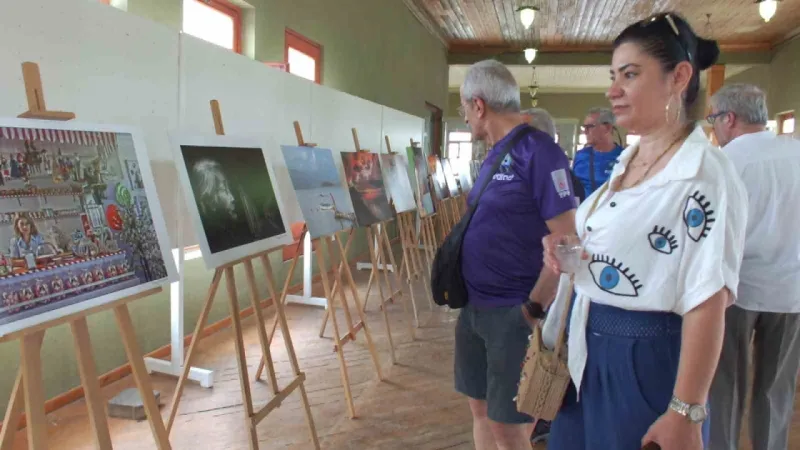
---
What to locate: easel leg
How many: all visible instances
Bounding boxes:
[71,318,113,449]
[114,304,171,450]
[364,226,389,313]
[380,224,416,339]
[259,255,321,449]
[222,267,259,450]
[0,368,25,450]
[315,243,356,418]
[243,259,279,393]
[334,236,384,381]
[407,214,433,309]
[318,232,355,338]
[20,331,47,450]
[267,247,302,345]
[167,269,222,433]
[328,236,357,339]
[398,215,420,328]
[365,227,395,365]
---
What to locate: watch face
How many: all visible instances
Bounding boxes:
[688,406,706,422]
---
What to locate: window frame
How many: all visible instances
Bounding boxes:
[284,28,322,84]
[778,111,795,135]
[183,0,242,54]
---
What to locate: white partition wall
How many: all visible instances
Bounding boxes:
[381,107,425,155]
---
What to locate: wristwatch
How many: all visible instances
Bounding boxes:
[524,301,546,320]
[669,396,707,423]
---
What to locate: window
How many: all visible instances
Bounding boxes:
[285,29,322,83]
[447,131,473,169]
[766,120,778,132]
[182,0,242,53]
[778,111,795,135]
[575,132,587,152]
[554,133,559,144]
[626,134,640,146]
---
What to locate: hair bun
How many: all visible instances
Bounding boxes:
[696,38,720,70]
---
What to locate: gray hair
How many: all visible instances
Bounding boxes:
[461,60,521,113]
[710,83,769,125]
[522,108,557,138]
[586,107,616,125]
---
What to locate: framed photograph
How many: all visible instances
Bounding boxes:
[442,158,461,197]
[281,145,356,239]
[379,153,416,214]
[428,155,449,200]
[340,152,394,227]
[409,146,434,216]
[172,133,292,269]
[0,118,176,337]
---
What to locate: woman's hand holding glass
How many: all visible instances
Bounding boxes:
[543,234,585,274]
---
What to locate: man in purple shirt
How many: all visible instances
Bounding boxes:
[455,60,577,450]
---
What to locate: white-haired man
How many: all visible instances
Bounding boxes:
[456,59,577,450]
[571,107,623,196]
[708,83,800,450]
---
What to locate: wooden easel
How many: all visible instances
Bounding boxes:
[165,101,319,450]
[0,62,170,450]
[384,136,432,319]
[261,121,384,418]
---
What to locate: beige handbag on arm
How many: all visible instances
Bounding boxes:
[515,182,609,421]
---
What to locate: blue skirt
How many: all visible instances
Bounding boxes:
[548,302,710,449]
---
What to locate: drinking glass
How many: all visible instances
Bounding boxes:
[555,235,583,274]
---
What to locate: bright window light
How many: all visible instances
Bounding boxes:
[784,118,795,134]
[448,131,472,142]
[578,133,587,145]
[448,142,460,157]
[288,48,316,82]
[554,133,560,144]
[767,120,778,132]
[183,0,235,51]
[626,134,641,146]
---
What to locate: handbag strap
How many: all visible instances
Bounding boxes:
[551,181,609,362]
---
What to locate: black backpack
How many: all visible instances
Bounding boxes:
[430,127,532,309]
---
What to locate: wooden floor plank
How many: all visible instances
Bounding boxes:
[3,247,799,450]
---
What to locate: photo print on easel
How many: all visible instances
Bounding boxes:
[441,158,461,197]
[340,151,393,227]
[428,155,449,200]
[172,133,292,269]
[409,146,434,215]
[281,145,356,238]
[379,153,416,213]
[0,119,175,336]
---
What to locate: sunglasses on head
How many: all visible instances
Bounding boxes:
[639,13,692,63]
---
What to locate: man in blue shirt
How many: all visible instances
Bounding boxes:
[456,60,576,450]
[571,108,624,196]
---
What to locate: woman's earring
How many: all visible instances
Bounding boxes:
[665,97,672,124]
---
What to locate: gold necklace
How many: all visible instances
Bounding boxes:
[621,132,687,189]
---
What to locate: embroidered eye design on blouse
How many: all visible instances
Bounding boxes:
[683,191,716,242]
[648,226,678,254]
[588,254,644,297]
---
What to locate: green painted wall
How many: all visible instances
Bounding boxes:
[768,37,800,120]
[0,0,444,415]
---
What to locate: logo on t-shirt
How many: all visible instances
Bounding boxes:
[550,168,571,198]
[493,154,515,181]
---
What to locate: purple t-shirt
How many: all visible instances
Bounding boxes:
[461,125,576,309]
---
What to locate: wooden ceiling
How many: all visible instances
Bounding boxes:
[405,0,800,53]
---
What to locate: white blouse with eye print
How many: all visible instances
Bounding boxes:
[566,125,748,394]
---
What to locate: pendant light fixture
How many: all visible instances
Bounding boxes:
[524,48,537,64]
[516,6,539,29]
[757,0,778,22]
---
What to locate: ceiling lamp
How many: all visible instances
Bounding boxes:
[517,6,539,29]
[757,0,778,22]
[524,48,537,64]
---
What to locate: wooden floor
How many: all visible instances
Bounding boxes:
[3,255,800,449]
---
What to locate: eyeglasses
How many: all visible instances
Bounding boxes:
[457,105,466,118]
[582,124,596,131]
[705,111,729,124]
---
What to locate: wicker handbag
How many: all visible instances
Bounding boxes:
[515,277,574,421]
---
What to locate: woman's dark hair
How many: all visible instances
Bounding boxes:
[613,12,720,110]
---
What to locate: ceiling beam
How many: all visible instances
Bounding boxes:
[447,43,774,66]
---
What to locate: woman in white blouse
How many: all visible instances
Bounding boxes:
[523,12,748,450]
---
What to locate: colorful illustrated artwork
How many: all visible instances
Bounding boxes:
[173,134,292,269]
[409,146,434,216]
[281,145,356,238]
[340,152,394,227]
[379,153,416,213]
[0,119,175,336]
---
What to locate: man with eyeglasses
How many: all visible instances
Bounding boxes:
[707,83,800,450]
[571,107,624,196]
